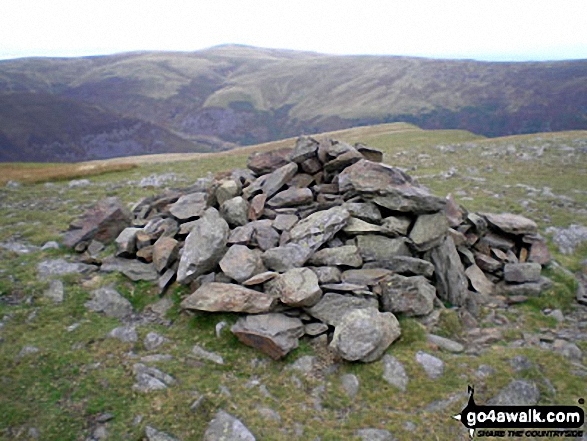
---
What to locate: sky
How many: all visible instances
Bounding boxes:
[1,0,586,61]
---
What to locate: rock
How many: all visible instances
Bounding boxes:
[192,345,225,365]
[289,206,350,252]
[231,313,304,360]
[169,192,209,220]
[426,334,464,353]
[266,268,322,307]
[158,268,176,294]
[382,354,409,392]
[107,325,138,343]
[308,245,363,267]
[465,264,495,295]
[289,355,316,373]
[242,271,278,286]
[341,268,392,286]
[216,179,242,206]
[546,224,587,255]
[504,263,542,283]
[309,266,342,284]
[355,428,397,441]
[510,355,533,372]
[272,214,298,231]
[355,144,384,162]
[301,156,322,174]
[43,279,64,303]
[41,241,60,250]
[488,380,540,405]
[330,307,401,362]
[445,193,464,227]
[177,208,229,284]
[428,236,469,307]
[290,136,319,163]
[356,235,411,262]
[115,227,142,256]
[304,322,329,336]
[343,217,385,235]
[409,213,448,251]
[321,282,371,295]
[145,426,180,441]
[219,245,265,283]
[220,196,250,227]
[144,217,179,240]
[85,286,133,319]
[63,197,131,249]
[144,332,169,351]
[18,346,40,358]
[474,253,502,273]
[261,244,313,271]
[306,293,378,326]
[37,258,97,280]
[133,363,176,393]
[528,239,552,265]
[548,309,564,323]
[342,202,382,223]
[136,246,154,263]
[553,339,583,362]
[323,144,363,172]
[247,148,292,175]
[340,373,360,399]
[181,282,277,313]
[498,276,552,296]
[262,162,299,199]
[100,256,158,282]
[482,212,538,235]
[364,256,434,278]
[248,193,266,221]
[204,410,256,441]
[415,351,444,379]
[379,274,436,317]
[251,223,280,251]
[153,237,179,273]
[381,215,412,237]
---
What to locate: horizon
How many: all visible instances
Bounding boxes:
[1,0,586,62]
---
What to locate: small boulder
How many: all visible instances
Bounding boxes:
[181,282,277,314]
[204,410,256,441]
[266,267,322,307]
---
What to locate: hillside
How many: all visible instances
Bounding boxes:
[1,45,587,162]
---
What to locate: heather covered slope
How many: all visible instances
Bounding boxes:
[1,45,587,161]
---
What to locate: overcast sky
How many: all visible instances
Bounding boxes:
[1,0,586,61]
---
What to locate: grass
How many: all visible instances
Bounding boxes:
[0,125,586,440]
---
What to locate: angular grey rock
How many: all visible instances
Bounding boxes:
[231,313,304,360]
[306,292,378,326]
[215,179,242,206]
[497,276,552,296]
[100,256,158,282]
[267,188,313,208]
[381,215,412,237]
[168,192,209,220]
[262,162,298,199]
[242,271,278,286]
[152,236,179,273]
[290,136,319,163]
[43,279,64,303]
[37,258,97,280]
[341,373,360,399]
[475,253,502,273]
[261,243,313,271]
[289,206,350,252]
[219,245,265,283]
[309,266,342,284]
[204,410,256,441]
[356,235,411,263]
[355,429,397,441]
[266,267,322,307]
[107,325,138,343]
[177,208,229,284]
[308,245,363,267]
[364,256,434,278]
[182,282,277,313]
[192,345,225,365]
[272,214,299,231]
[85,286,133,319]
[342,202,382,223]
[409,213,448,251]
[482,212,538,235]
[304,322,329,336]
[382,354,409,392]
[251,223,280,251]
[553,339,583,362]
[343,217,386,235]
[504,263,542,283]
[488,380,540,405]
[341,268,392,286]
[429,236,469,307]
[330,307,401,362]
[415,351,444,379]
[247,147,292,175]
[220,196,250,227]
[479,232,515,251]
[144,332,170,351]
[115,227,142,256]
[465,264,495,295]
[379,274,436,317]
[133,363,176,393]
[289,355,316,373]
[145,426,180,441]
[426,334,464,353]
[356,143,384,162]
[547,224,587,255]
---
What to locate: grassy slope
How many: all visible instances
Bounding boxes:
[0,125,586,440]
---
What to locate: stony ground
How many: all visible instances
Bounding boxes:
[0,128,586,440]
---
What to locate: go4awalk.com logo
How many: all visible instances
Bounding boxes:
[453,386,585,438]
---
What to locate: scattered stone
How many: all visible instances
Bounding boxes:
[43,279,64,303]
[192,345,224,365]
[343,217,386,235]
[382,354,409,392]
[133,363,175,393]
[37,258,97,280]
[381,215,412,236]
[340,373,360,399]
[553,339,583,362]
[510,355,533,372]
[365,256,435,278]
[426,334,464,353]
[272,214,298,231]
[415,351,444,379]
[18,346,40,358]
[309,266,342,284]
[145,426,180,441]
[355,428,397,441]
[203,410,256,441]
[107,326,138,343]
[546,224,587,255]
[85,286,133,319]
[488,380,540,405]
[100,256,158,281]
[231,313,304,360]
[144,332,170,351]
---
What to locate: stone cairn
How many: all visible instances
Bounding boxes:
[63,137,552,362]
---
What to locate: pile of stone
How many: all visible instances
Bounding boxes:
[62,137,552,362]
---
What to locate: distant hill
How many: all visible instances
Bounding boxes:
[1,45,586,162]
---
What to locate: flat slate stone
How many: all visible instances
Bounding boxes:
[289,206,350,253]
[169,192,208,220]
[308,245,363,267]
[266,267,322,307]
[85,286,133,318]
[181,282,277,313]
[100,256,158,282]
[305,292,378,326]
[482,212,538,235]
